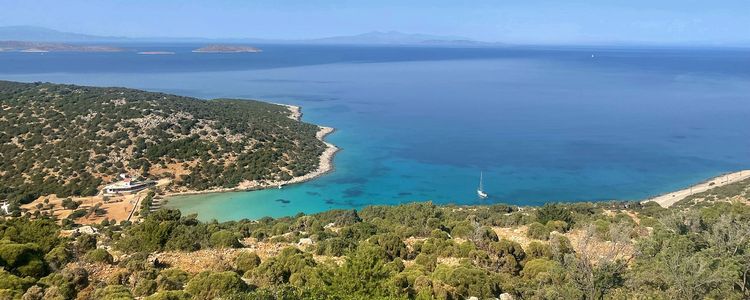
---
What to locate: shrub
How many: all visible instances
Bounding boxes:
[549,234,574,262]
[0,269,36,294]
[252,247,316,285]
[593,219,611,240]
[144,291,191,300]
[234,252,261,274]
[315,237,353,257]
[156,268,189,291]
[68,209,87,220]
[525,241,552,259]
[62,198,80,210]
[0,242,47,277]
[526,222,550,240]
[44,246,72,271]
[84,248,113,264]
[372,233,408,260]
[92,285,134,300]
[209,230,241,248]
[414,253,438,272]
[537,204,574,225]
[75,234,97,255]
[546,220,569,233]
[522,258,558,280]
[431,264,502,298]
[473,226,499,248]
[134,279,157,297]
[185,271,248,300]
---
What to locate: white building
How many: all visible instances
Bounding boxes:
[103,173,155,194]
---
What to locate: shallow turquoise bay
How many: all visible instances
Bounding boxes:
[1,45,748,220]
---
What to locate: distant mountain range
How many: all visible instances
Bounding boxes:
[0,26,499,46]
[0,26,121,42]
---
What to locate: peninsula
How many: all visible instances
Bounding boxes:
[192,44,262,53]
[0,41,124,52]
[0,81,335,212]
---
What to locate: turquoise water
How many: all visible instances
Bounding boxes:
[1,45,749,220]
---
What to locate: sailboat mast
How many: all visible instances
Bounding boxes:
[479,172,483,190]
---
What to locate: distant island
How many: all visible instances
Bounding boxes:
[0,41,124,52]
[137,51,175,55]
[192,45,262,53]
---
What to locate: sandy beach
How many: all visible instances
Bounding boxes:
[643,170,750,208]
[164,102,338,197]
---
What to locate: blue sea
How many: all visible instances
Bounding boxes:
[1,44,749,221]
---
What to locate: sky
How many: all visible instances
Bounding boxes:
[0,0,748,45]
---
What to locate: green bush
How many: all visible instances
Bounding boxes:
[0,241,47,277]
[185,271,248,300]
[372,233,408,260]
[548,234,574,262]
[92,285,134,300]
[209,230,241,248]
[156,268,189,291]
[546,220,569,233]
[315,237,353,257]
[44,246,72,271]
[144,290,191,300]
[525,241,552,259]
[252,247,316,286]
[593,219,611,240]
[522,258,558,280]
[234,252,261,274]
[134,279,157,297]
[414,253,437,272]
[84,248,113,264]
[431,264,502,298]
[526,222,550,240]
[68,209,87,220]
[0,269,36,294]
[62,198,81,210]
[536,204,574,225]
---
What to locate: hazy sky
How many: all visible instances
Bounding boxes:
[1,0,748,45]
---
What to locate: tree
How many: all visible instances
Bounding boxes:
[330,243,393,297]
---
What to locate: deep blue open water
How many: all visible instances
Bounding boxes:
[1,44,748,220]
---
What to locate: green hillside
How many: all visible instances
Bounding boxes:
[0,81,325,203]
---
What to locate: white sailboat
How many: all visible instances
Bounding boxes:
[477,172,488,199]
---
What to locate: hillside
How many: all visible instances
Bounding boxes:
[2,192,749,299]
[0,81,326,203]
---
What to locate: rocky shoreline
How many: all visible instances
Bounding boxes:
[163,102,338,198]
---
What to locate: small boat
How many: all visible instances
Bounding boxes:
[477,172,488,199]
[278,184,284,189]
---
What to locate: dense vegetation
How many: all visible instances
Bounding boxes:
[2,184,750,299]
[0,81,326,204]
